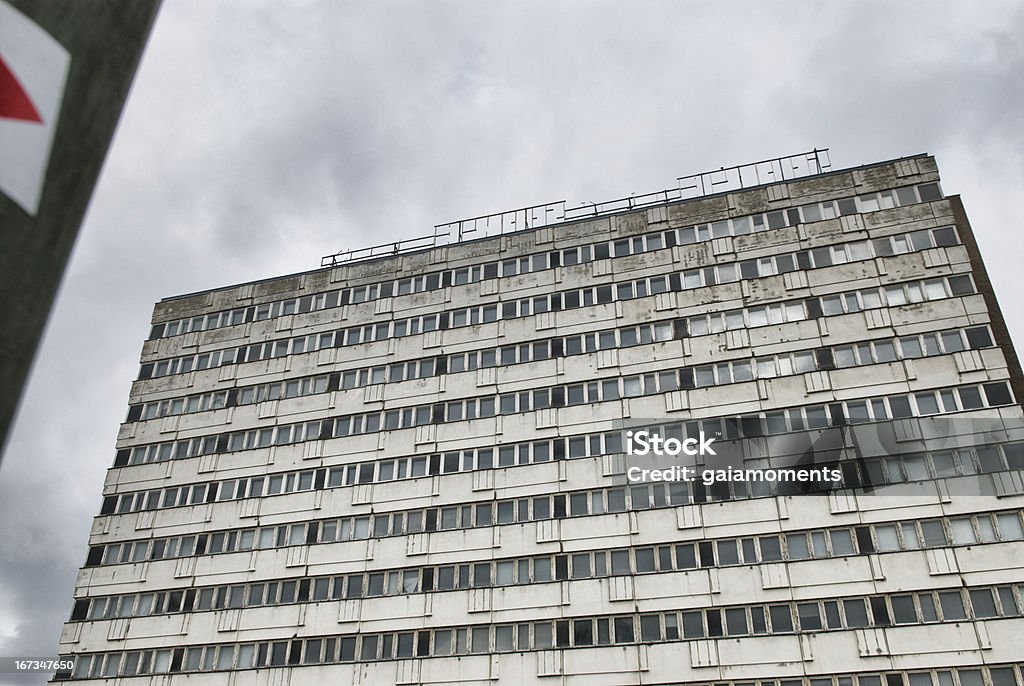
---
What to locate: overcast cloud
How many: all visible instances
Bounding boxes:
[1,2,1022,683]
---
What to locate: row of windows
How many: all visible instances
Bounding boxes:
[135,320,674,423]
[75,578,1024,638]
[225,375,1008,450]
[678,226,957,291]
[446,323,674,373]
[135,376,332,421]
[136,390,227,420]
[60,663,1024,686]
[660,666,1024,686]
[689,275,974,338]
[139,269,976,381]
[677,183,941,243]
[157,291,339,339]
[93,428,1021,567]
[638,667,1024,686]
[681,325,988,388]
[142,211,966,370]
[832,327,989,366]
[78,509,1024,621]
[135,321,668,421]
[115,429,615,501]
[116,362,1007,472]
[129,320,992,425]
[140,236,970,376]
[62,583,1018,679]
[861,439,1024,485]
[121,423,618,468]
[646,667,1024,686]
[150,182,945,341]
[106,425,1023,519]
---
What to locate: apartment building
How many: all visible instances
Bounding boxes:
[55,152,1024,685]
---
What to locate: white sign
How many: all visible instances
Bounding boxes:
[0,0,70,217]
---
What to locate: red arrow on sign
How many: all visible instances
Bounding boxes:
[0,53,42,123]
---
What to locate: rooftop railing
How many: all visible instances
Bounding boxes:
[320,148,831,268]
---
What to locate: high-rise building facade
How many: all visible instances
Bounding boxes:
[56,153,1024,685]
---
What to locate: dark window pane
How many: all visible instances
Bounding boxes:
[965,327,993,349]
[682,611,703,638]
[939,591,966,620]
[798,603,822,631]
[614,617,634,643]
[969,589,998,618]
[769,605,793,632]
[984,382,1012,406]
[917,183,942,201]
[844,599,869,627]
[640,615,661,641]
[948,275,974,296]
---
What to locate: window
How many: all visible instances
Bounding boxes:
[970,588,998,618]
[844,599,869,627]
[769,605,793,632]
[787,534,810,560]
[725,608,748,635]
[798,603,822,630]
[613,617,634,643]
[939,591,966,620]
[891,595,917,623]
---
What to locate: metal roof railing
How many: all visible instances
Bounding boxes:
[320,148,832,268]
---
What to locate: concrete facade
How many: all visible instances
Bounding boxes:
[55,155,1024,685]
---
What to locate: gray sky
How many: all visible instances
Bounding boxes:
[1,1,1022,683]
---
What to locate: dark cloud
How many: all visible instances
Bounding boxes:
[2,2,1022,684]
